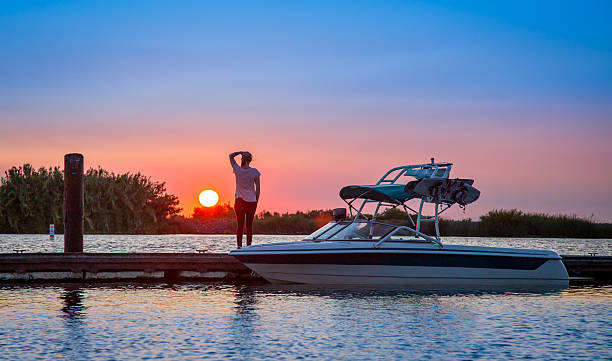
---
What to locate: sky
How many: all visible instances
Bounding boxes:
[1,1,611,221]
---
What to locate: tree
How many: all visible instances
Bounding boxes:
[0,164,63,233]
[0,164,181,234]
[192,203,233,220]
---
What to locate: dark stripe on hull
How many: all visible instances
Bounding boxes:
[235,253,549,270]
[236,247,554,256]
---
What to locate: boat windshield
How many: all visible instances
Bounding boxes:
[304,222,338,240]
[305,220,437,244]
[327,221,395,240]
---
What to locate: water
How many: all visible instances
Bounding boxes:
[1,235,610,360]
[0,284,610,360]
[1,234,611,255]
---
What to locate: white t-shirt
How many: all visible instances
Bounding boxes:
[232,163,261,202]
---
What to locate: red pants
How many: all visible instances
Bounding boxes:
[234,197,257,247]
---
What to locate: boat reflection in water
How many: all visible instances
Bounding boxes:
[231,159,569,287]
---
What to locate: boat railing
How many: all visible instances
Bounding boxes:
[375,159,452,186]
[374,225,443,249]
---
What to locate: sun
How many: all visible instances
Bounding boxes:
[198,189,219,207]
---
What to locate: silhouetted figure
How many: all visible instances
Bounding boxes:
[229,151,261,248]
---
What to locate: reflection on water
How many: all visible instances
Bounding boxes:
[249,283,571,299]
[59,287,89,358]
[0,283,610,360]
[561,284,612,300]
[233,285,258,319]
[61,288,85,322]
[231,286,259,359]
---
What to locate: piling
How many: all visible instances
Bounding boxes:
[64,153,84,253]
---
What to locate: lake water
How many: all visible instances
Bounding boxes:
[1,235,610,360]
[1,234,611,255]
[0,284,610,360]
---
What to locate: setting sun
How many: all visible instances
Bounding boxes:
[198,189,219,207]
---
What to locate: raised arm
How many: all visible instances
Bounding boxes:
[255,176,260,201]
[229,151,242,168]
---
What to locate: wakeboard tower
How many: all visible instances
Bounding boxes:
[339,157,480,240]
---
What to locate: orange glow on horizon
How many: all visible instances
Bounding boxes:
[0,117,610,222]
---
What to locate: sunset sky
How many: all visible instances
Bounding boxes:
[1,1,611,221]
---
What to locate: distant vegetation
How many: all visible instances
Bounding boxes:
[0,164,180,234]
[162,204,333,235]
[161,205,612,238]
[378,208,612,239]
[1,164,610,238]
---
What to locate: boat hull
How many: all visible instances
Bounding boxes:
[241,260,569,286]
[231,242,569,286]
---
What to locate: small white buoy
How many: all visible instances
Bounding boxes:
[49,224,54,240]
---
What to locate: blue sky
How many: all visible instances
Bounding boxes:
[1,1,611,219]
[3,1,610,116]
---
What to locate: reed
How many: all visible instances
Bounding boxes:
[379,208,611,238]
[0,164,180,234]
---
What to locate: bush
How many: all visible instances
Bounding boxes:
[0,164,180,234]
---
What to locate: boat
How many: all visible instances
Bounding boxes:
[230,159,569,286]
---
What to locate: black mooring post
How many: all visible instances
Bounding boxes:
[64,153,84,253]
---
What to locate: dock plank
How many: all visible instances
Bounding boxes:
[0,253,256,282]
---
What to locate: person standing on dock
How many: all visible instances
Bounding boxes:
[229,151,261,248]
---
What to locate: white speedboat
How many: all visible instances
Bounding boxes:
[230,159,569,286]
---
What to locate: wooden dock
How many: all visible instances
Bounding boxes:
[560,255,612,281]
[0,253,260,283]
[0,253,610,283]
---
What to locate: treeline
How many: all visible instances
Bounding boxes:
[164,205,612,238]
[0,164,180,234]
[378,208,612,239]
[163,204,333,235]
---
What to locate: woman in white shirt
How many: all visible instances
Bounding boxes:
[229,151,261,248]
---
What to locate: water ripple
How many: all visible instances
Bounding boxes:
[0,234,610,255]
[0,284,610,360]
